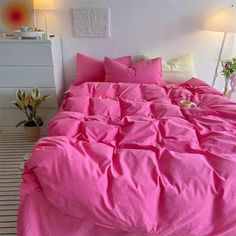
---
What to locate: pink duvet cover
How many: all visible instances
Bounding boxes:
[18,79,236,236]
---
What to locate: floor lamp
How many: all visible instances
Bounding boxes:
[205,5,236,87]
[33,0,54,39]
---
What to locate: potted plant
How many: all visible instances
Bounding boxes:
[12,88,50,139]
[221,57,236,96]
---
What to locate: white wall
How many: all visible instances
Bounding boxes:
[2,0,236,91]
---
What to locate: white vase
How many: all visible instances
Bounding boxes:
[228,73,236,99]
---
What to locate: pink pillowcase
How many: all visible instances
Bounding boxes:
[76,53,132,83]
[105,57,163,85]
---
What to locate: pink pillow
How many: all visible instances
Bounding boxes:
[105,57,163,85]
[76,53,132,83]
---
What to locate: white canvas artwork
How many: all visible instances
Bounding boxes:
[73,8,110,38]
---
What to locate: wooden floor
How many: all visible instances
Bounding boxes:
[0,132,35,236]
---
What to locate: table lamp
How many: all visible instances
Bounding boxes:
[33,0,54,38]
[205,5,236,87]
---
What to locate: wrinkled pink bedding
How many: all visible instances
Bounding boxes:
[18,79,236,236]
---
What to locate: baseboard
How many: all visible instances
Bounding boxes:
[0,126,48,133]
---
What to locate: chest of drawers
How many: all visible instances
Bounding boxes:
[0,37,64,129]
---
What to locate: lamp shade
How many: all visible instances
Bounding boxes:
[33,0,54,10]
[205,6,236,33]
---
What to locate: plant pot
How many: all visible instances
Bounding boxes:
[24,126,41,140]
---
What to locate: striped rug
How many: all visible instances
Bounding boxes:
[0,132,36,236]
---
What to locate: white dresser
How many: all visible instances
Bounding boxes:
[0,37,64,129]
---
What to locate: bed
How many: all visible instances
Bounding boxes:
[17,55,236,236]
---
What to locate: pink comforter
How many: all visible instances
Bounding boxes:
[18,79,236,236]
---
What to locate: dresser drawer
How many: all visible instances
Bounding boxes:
[0,42,53,66]
[0,37,64,129]
[0,66,55,87]
[0,108,57,127]
[0,88,57,108]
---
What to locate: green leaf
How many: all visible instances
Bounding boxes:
[33,99,41,110]
[32,117,43,127]
[16,90,24,101]
[32,88,40,99]
[16,120,27,128]
[29,113,34,120]
[28,104,34,112]
[21,91,26,102]
[36,117,44,126]
[12,101,24,111]
[42,95,51,101]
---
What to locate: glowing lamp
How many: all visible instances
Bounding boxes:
[205,5,236,87]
